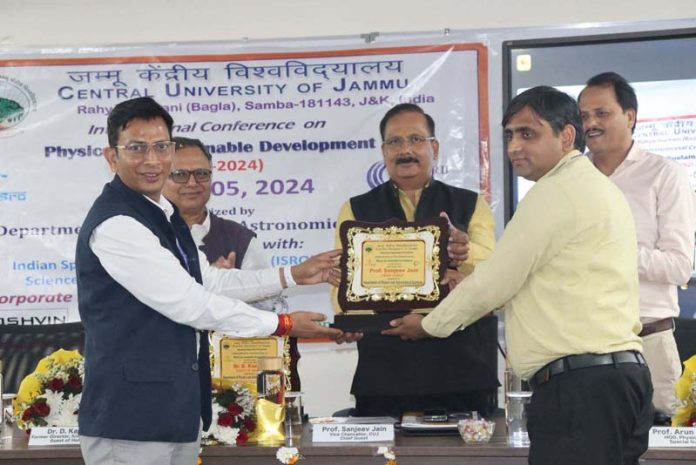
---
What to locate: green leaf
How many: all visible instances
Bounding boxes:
[0,98,23,120]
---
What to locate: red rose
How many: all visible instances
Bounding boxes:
[33,400,51,417]
[688,416,696,427]
[236,431,249,445]
[227,403,243,417]
[217,412,234,427]
[21,406,35,421]
[67,375,82,390]
[243,417,256,432]
[47,378,65,392]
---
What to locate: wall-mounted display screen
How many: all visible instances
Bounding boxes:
[503,29,696,214]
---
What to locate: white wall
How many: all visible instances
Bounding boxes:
[3,0,696,48]
[298,344,358,417]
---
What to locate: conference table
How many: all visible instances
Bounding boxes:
[1,418,695,464]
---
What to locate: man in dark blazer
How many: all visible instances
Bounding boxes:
[332,103,498,417]
[76,97,341,465]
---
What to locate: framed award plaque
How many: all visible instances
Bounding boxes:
[334,217,449,332]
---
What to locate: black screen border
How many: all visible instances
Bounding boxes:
[502,27,696,221]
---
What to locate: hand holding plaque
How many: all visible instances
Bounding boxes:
[334,217,449,332]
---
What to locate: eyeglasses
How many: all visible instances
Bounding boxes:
[169,168,212,184]
[113,141,176,160]
[382,135,436,150]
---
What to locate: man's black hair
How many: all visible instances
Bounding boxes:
[379,103,435,140]
[502,85,585,152]
[107,97,174,147]
[172,136,212,164]
[579,71,638,132]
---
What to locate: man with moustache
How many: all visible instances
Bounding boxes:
[385,86,653,465]
[163,136,302,391]
[333,103,497,417]
[579,72,696,420]
[76,97,341,465]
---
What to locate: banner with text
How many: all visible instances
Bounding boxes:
[0,43,489,326]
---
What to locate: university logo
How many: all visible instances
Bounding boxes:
[366,161,387,189]
[0,76,36,134]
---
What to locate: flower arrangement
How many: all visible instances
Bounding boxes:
[12,349,84,431]
[202,381,256,445]
[276,446,301,464]
[673,355,696,427]
[275,445,395,464]
[377,446,397,465]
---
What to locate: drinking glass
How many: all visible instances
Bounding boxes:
[504,368,531,447]
[283,391,303,439]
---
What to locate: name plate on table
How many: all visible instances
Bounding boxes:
[649,427,696,447]
[312,424,394,442]
[334,218,449,332]
[217,336,282,393]
[29,427,80,446]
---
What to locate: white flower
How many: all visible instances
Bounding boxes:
[42,390,64,407]
[231,384,255,417]
[215,426,239,445]
[276,446,299,464]
[377,446,396,460]
[202,402,240,445]
[52,401,79,427]
[211,402,225,417]
[37,390,80,427]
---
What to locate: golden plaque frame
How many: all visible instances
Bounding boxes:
[211,334,285,394]
[337,217,449,313]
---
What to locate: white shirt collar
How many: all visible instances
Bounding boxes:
[190,210,211,247]
[143,195,175,220]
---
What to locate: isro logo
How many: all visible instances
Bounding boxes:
[0,75,37,135]
[366,162,387,188]
[0,172,27,202]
